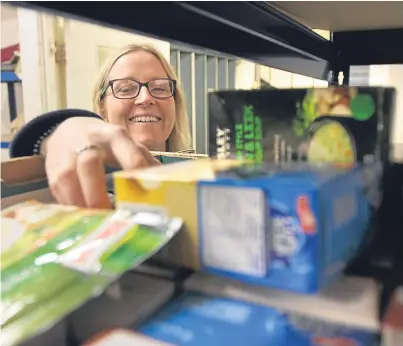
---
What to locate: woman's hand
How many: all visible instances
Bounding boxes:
[43,117,161,209]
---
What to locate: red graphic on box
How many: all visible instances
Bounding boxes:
[296,195,316,234]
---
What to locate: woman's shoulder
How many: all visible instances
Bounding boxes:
[9,109,102,158]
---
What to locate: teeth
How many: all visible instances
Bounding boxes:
[130,116,160,123]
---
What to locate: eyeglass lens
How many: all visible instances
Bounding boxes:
[112,79,174,99]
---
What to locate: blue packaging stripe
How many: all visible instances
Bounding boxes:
[139,292,377,346]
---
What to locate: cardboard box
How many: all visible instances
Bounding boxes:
[184,272,380,332]
[114,159,244,269]
[1,156,54,209]
[198,163,372,293]
[209,87,395,210]
[1,152,207,210]
[138,283,379,346]
[209,87,395,164]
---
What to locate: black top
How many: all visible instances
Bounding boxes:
[9,109,102,158]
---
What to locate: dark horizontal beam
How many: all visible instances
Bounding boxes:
[9,1,334,80]
[333,29,403,67]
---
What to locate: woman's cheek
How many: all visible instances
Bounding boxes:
[107,101,131,125]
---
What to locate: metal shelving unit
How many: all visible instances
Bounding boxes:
[9,1,403,85]
[6,0,403,337]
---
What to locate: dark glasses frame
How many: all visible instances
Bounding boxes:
[100,77,177,100]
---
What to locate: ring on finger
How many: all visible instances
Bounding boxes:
[76,144,106,160]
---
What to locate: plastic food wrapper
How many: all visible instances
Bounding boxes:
[0,201,182,346]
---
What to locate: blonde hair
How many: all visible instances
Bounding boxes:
[92,43,192,152]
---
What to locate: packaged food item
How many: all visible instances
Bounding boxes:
[138,291,377,346]
[209,87,395,209]
[197,163,372,293]
[1,201,106,269]
[113,159,244,269]
[0,201,182,346]
[209,87,394,164]
[185,272,380,333]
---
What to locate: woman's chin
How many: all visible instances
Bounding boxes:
[129,134,166,152]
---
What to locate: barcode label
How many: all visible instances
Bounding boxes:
[199,185,268,277]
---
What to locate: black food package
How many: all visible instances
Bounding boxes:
[209,86,396,209]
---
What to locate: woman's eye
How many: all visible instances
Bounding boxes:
[119,86,134,93]
[152,87,169,93]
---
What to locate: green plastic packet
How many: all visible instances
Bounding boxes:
[0,201,182,346]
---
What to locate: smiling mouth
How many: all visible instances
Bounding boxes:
[129,115,161,123]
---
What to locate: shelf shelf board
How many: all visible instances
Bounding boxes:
[333,29,403,67]
[10,1,334,80]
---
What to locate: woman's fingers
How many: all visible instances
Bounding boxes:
[76,149,112,209]
[107,127,153,170]
[139,146,163,167]
[44,120,159,209]
[47,159,86,207]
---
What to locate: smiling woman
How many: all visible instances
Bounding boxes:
[9,43,193,209]
[93,44,191,152]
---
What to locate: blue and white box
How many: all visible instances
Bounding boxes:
[197,163,372,293]
[138,291,378,346]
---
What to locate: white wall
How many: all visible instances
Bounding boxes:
[64,19,171,111]
[234,60,259,90]
[370,65,403,161]
[16,7,49,123]
[1,4,19,48]
[1,4,19,161]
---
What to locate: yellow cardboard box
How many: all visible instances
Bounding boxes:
[113,159,244,269]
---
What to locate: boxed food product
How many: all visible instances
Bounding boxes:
[197,163,372,293]
[138,291,378,346]
[209,87,395,209]
[113,159,244,269]
[185,272,380,332]
[209,87,394,164]
[0,201,182,346]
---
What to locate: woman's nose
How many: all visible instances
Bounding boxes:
[134,86,153,105]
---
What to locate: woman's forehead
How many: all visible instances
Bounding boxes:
[108,50,169,81]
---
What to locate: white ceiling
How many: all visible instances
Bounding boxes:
[270,1,403,32]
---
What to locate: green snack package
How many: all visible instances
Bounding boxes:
[0,201,183,346]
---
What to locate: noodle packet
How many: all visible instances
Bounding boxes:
[0,201,182,346]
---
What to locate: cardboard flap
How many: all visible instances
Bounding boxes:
[1,152,207,186]
[1,156,47,185]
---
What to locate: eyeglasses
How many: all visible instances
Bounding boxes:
[102,78,176,100]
